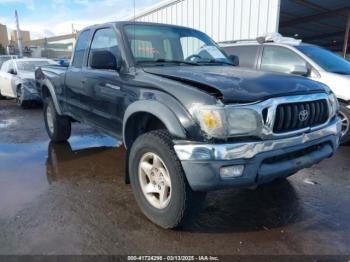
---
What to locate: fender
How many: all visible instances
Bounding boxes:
[123,100,187,147]
[41,78,63,115]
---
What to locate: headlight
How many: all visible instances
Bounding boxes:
[328,93,339,117]
[194,105,261,138]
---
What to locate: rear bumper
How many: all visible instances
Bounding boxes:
[174,118,341,191]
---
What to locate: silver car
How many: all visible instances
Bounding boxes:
[0,58,57,108]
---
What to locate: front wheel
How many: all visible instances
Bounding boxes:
[43,97,71,142]
[129,130,206,229]
[339,103,350,144]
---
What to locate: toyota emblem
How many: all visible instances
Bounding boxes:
[298,110,309,122]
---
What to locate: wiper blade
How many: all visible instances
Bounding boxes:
[138,59,198,66]
[197,59,234,66]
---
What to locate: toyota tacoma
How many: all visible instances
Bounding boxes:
[35,22,342,229]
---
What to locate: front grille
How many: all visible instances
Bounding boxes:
[273,99,329,133]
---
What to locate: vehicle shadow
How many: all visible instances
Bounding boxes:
[46,141,302,234]
[45,141,126,185]
[183,179,302,233]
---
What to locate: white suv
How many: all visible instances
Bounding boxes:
[221,35,350,143]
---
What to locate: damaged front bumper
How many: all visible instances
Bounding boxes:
[21,83,41,102]
[174,118,341,191]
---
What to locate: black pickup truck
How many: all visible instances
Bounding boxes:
[35,22,341,229]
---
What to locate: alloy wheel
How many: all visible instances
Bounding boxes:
[138,152,172,209]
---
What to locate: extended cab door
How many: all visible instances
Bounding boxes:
[64,29,91,118]
[80,27,124,134]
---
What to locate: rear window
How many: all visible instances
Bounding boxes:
[223,45,259,68]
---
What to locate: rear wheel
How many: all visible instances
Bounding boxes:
[339,103,350,144]
[43,97,71,142]
[129,130,206,229]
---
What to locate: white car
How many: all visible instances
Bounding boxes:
[0,58,57,108]
[221,34,350,143]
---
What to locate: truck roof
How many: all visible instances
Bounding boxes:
[79,21,204,32]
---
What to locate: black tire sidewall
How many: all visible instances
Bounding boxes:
[43,98,56,140]
[129,132,189,228]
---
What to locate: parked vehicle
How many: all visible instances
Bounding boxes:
[36,22,341,229]
[221,34,350,143]
[0,55,18,68]
[0,58,57,108]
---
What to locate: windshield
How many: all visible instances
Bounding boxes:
[124,24,232,66]
[16,60,56,71]
[296,45,350,75]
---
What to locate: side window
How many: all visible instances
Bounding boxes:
[261,46,307,74]
[223,46,259,68]
[72,30,90,68]
[89,28,119,67]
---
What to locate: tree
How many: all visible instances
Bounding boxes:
[0,44,6,55]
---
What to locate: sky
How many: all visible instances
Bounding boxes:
[0,0,161,40]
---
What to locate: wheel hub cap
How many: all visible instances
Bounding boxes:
[138,153,172,209]
[46,106,54,134]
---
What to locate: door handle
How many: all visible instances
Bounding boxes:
[105,83,121,90]
[81,78,87,84]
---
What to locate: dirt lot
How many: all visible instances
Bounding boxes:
[0,99,350,256]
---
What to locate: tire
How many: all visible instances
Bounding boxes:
[43,97,71,142]
[129,130,206,229]
[0,90,5,100]
[339,102,350,144]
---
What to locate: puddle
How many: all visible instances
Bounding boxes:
[0,135,120,219]
[0,119,17,128]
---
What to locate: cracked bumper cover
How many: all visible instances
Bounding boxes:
[22,84,41,102]
[174,118,341,191]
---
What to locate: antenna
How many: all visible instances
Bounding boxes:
[134,0,136,21]
[15,10,23,57]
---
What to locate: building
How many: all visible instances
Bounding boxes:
[10,29,30,44]
[130,0,350,57]
[130,0,280,44]
[27,33,76,59]
[0,24,9,51]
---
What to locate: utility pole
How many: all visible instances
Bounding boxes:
[343,10,350,58]
[15,10,23,57]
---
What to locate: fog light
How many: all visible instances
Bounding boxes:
[220,165,245,179]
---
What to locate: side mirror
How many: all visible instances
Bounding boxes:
[229,55,239,66]
[8,69,17,75]
[290,65,309,77]
[90,50,121,71]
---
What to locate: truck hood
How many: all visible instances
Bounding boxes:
[143,66,327,103]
